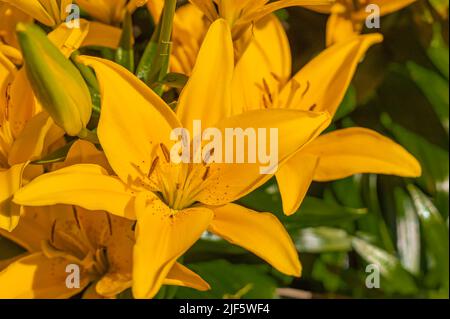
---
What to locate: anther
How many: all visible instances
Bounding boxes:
[148,157,160,178]
[160,143,171,162]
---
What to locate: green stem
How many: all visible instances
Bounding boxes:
[146,0,176,91]
[78,128,100,144]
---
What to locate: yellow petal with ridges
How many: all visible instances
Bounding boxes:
[304,127,422,181]
[197,109,330,205]
[13,164,137,219]
[276,153,319,215]
[280,34,383,117]
[79,56,181,185]
[176,19,234,132]
[209,203,301,276]
[133,195,213,299]
[0,252,89,298]
[165,263,210,291]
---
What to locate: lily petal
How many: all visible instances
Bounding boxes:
[133,195,213,299]
[78,56,181,185]
[279,34,383,117]
[6,69,38,139]
[276,153,319,215]
[0,252,89,298]
[47,19,90,58]
[209,203,301,276]
[0,163,26,231]
[81,22,122,49]
[176,19,234,132]
[0,206,60,252]
[304,127,422,181]
[8,112,64,166]
[198,109,330,205]
[3,0,56,26]
[232,15,291,114]
[165,262,211,291]
[13,164,137,219]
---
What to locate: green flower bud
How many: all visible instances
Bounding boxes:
[16,23,92,136]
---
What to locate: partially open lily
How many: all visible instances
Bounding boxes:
[308,0,417,45]
[76,0,148,25]
[0,140,210,299]
[148,0,334,74]
[232,15,422,215]
[14,19,332,298]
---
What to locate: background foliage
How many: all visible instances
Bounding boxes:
[1,0,448,299]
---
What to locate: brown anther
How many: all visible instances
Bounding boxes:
[202,167,211,181]
[105,212,113,236]
[50,220,57,244]
[72,206,81,229]
[160,143,171,162]
[301,81,311,99]
[148,157,160,178]
[262,79,273,104]
[309,104,318,111]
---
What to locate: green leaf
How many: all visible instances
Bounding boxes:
[0,236,25,260]
[428,24,449,79]
[406,61,449,133]
[382,115,449,217]
[175,260,278,299]
[393,187,421,275]
[294,227,353,253]
[115,12,135,72]
[158,72,188,89]
[408,185,449,295]
[352,237,419,295]
[334,85,357,121]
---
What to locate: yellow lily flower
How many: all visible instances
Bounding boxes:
[0,0,73,27]
[76,0,147,25]
[232,15,422,215]
[14,19,332,298]
[0,140,210,299]
[148,0,333,75]
[309,0,417,45]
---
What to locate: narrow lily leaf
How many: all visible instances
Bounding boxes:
[158,72,188,89]
[352,237,419,295]
[31,140,76,165]
[406,61,449,133]
[136,22,161,83]
[334,85,357,121]
[295,227,353,253]
[408,185,449,295]
[393,187,421,275]
[382,115,449,217]
[115,12,135,72]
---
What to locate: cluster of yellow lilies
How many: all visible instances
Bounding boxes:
[0,0,420,299]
